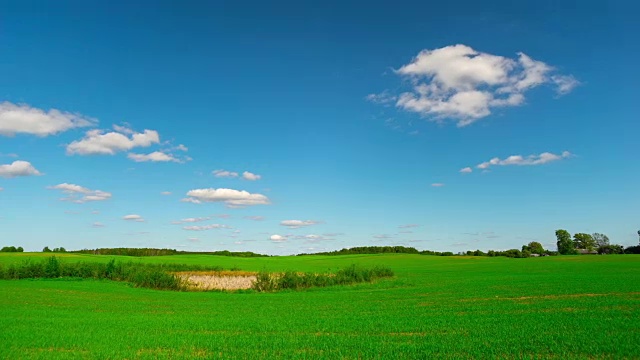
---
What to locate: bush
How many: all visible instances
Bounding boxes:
[252,264,394,292]
[0,257,225,291]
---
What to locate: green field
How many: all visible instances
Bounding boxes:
[1,253,639,359]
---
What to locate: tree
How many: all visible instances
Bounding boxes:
[597,244,624,255]
[42,246,52,253]
[16,246,23,252]
[556,229,576,255]
[573,233,596,251]
[592,233,610,248]
[522,241,545,254]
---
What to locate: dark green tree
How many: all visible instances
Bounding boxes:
[573,233,596,251]
[556,229,576,255]
[42,246,52,253]
[522,241,545,254]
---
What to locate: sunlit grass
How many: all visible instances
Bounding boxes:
[0,253,638,359]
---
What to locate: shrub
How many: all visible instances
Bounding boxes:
[0,257,223,291]
[252,265,394,292]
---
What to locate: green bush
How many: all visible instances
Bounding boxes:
[252,264,394,292]
[0,257,224,291]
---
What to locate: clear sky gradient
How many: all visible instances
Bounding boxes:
[1,1,637,254]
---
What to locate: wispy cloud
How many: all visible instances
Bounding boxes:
[213,169,239,178]
[183,224,230,231]
[48,183,111,203]
[280,220,321,229]
[472,151,572,171]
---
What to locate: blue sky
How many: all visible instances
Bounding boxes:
[0,1,637,254]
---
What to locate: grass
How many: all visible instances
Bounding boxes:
[0,253,639,359]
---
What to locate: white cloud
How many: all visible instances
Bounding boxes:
[398,224,419,228]
[431,183,445,187]
[48,183,111,203]
[551,75,580,95]
[242,171,261,181]
[123,214,144,222]
[213,169,262,181]
[0,102,95,137]
[460,167,473,174]
[127,151,182,163]
[280,220,320,229]
[365,91,396,105]
[172,217,211,224]
[91,222,105,228]
[66,125,160,155]
[374,44,578,126]
[183,224,229,231]
[373,234,392,239]
[244,215,265,221]
[213,169,239,178]
[270,234,287,242]
[475,151,572,170]
[183,188,270,207]
[0,187,3,191]
[176,144,188,152]
[0,161,42,178]
[161,191,172,195]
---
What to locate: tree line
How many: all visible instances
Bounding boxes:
[0,246,24,252]
[555,230,639,255]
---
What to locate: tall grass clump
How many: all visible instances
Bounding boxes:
[0,257,224,291]
[252,264,394,292]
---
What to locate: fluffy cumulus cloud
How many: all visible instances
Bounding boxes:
[123,214,145,222]
[270,234,287,242]
[48,183,112,203]
[242,171,261,181]
[370,44,578,126]
[0,160,42,178]
[469,151,572,172]
[460,167,473,174]
[0,101,95,137]
[66,125,160,155]
[183,188,270,207]
[183,224,229,231]
[280,220,320,229]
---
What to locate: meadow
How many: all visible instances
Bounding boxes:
[0,253,639,359]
